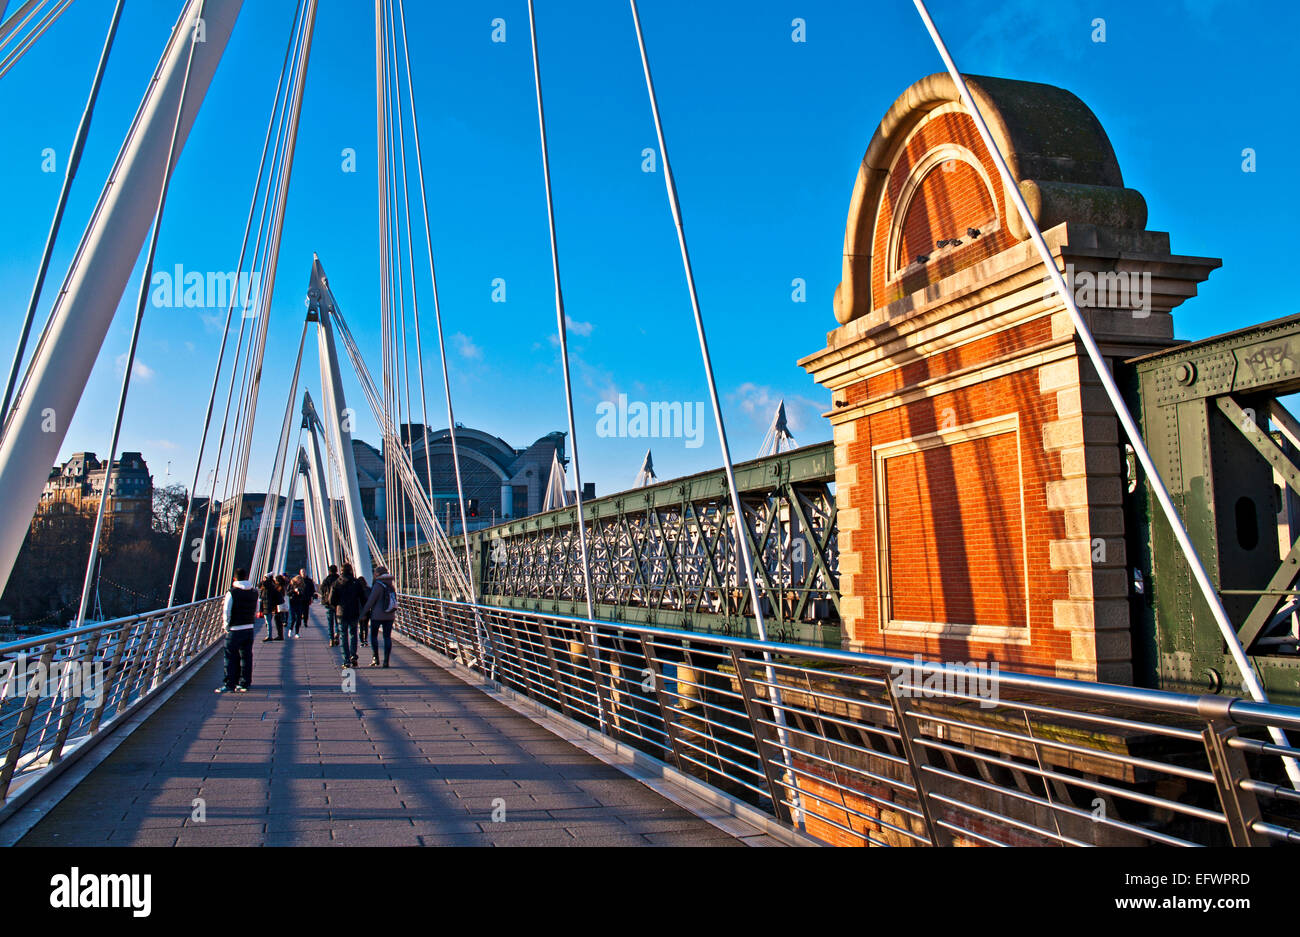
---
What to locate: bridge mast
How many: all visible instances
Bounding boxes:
[307,257,373,582]
[0,0,244,596]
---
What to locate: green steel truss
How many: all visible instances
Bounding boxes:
[1127,312,1300,705]
[401,442,840,646]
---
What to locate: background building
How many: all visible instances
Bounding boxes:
[38,451,152,530]
[339,425,595,548]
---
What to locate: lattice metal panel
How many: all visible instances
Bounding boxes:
[403,443,840,646]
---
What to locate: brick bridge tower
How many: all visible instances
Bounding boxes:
[800,73,1220,683]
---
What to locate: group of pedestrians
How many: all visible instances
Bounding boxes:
[217,562,400,693]
[317,563,398,671]
[257,569,317,642]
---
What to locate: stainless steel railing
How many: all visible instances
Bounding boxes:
[396,594,1300,847]
[0,597,224,804]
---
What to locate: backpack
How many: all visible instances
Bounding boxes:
[381,581,397,614]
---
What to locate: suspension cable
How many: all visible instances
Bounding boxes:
[2,0,123,423]
[629,0,803,829]
[913,0,1298,788]
[172,0,305,605]
[207,7,310,594]
[394,0,477,598]
[218,0,317,589]
[0,0,72,82]
[387,0,418,588]
[526,0,596,621]
[0,1,43,49]
[74,0,207,628]
[250,320,310,581]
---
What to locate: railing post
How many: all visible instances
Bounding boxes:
[88,623,130,735]
[731,649,793,820]
[126,620,165,709]
[537,618,574,718]
[48,632,102,765]
[0,645,56,801]
[638,633,689,771]
[885,675,952,847]
[1198,697,1267,847]
[148,613,179,690]
[499,612,532,697]
[577,625,613,736]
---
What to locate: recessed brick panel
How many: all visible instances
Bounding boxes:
[882,430,1027,630]
[841,368,1068,674]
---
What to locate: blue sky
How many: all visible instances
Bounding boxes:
[0,0,1294,502]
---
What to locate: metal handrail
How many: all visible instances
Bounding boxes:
[0,597,223,803]
[396,593,1300,847]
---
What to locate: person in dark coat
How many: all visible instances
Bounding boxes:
[275,574,291,639]
[332,563,365,670]
[259,574,284,641]
[289,569,314,636]
[356,570,370,650]
[360,566,397,668]
[319,565,340,647]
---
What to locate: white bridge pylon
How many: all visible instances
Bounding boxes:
[250,268,376,585]
[306,257,372,582]
[0,0,245,597]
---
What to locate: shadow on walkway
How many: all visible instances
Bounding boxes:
[17,606,740,847]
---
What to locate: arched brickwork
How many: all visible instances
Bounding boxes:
[803,73,1219,682]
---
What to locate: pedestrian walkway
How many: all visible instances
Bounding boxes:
[16,607,742,847]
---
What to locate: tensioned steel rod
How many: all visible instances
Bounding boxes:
[75,0,207,630]
[394,0,477,599]
[391,2,435,516]
[386,0,412,584]
[0,0,70,81]
[0,0,243,598]
[2,0,123,424]
[384,5,406,575]
[629,0,803,829]
[386,0,435,585]
[171,0,305,606]
[528,0,607,730]
[913,0,1298,788]
[209,41,305,596]
[219,0,317,589]
[327,298,467,589]
[376,0,394,570]
[387,2,417,586]
[628,1,766,639]
[0,0,41,48]
[271,431,303,575]
[527,0,595,623]
[250,320,310,581]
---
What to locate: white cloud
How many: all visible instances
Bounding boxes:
[115,354,155,381]
[452,332,482,361]
[575,355,620,405]
[565,316,594,337]
[728,382,828,435]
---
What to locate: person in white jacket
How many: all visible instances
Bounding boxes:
[218,568,259,693]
